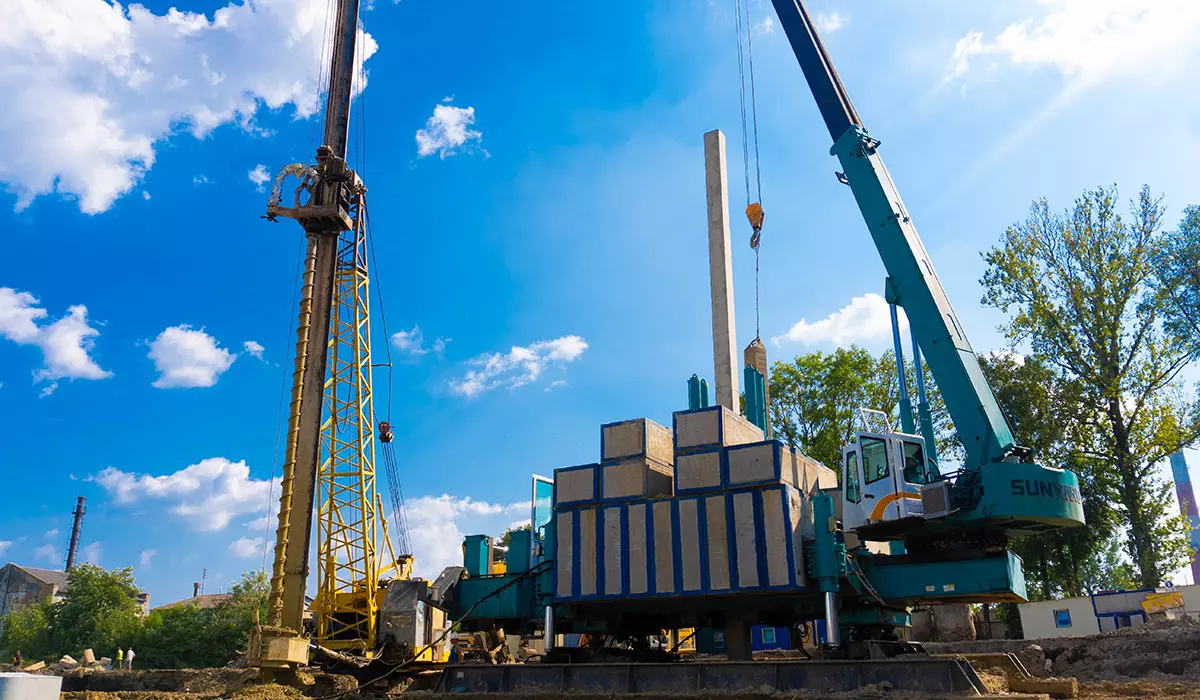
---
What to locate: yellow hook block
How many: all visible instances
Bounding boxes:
[745,202,765,232]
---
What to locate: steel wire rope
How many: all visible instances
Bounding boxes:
[733,0,766,339]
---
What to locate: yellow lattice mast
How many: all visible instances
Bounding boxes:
[314,192,381,652]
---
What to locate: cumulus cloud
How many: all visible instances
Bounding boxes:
[229,536,264,558]
[814,12,845,33]
[148,325,236,388]
[243,340,265,361]
[44,529,60,539]
[0,0,378,214]
[946,0,1200,87]
[415,103,483,159]
[140,549,156,567]
[248,165,271,191]
[773,293,905,347]
[34,543,58,563]
[756,17,776,35]
[91,457,279,532]
[390,325,446,356]
[0,287,112,390]
[405,495,531,578]
[449,335,588,397]
[0,541,10,557]
[193,175,210,185]
[82,542,102,565]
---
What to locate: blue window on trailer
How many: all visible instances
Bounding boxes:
[1054,609,1072,628]
[761,628,776,645]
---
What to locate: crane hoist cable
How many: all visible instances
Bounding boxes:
[733,0,765,339]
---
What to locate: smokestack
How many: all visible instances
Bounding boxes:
[193,582,201,598]
[65,496,86,572]
[1169,451,1200,584]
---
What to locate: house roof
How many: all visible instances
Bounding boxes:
[13,565,70,591]
[153,593,232,611]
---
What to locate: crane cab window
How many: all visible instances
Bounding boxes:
[901,440,928,485]
[844,450,861,503]
[862,437,890,484]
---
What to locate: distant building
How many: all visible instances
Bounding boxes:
[152,593,232,611]
[1018,583,1199,639]
[0,565,70,619]
[0,563,151,633]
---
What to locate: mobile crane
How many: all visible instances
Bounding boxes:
[440,0,1085,690]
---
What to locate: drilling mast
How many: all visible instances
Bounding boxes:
[256,0,389,668]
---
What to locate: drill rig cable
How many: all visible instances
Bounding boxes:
[734,0,766,339]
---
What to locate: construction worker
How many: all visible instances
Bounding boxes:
[125,647,135,670]
[116,648,123,669]
[12,650,22,668]
[447,638,462,665]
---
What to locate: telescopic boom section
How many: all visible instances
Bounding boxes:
[768,0,1018,470]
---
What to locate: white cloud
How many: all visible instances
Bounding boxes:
[755,17,776,35]
[243,340,265,361]
[142,191,151,200]
[0,541,10,557]
[544,380,567,392]
[773,293,905,347]
[193,175,209,185]
[148,325,236,388]
[814,12,845,33]
[0,288,112,389]
[33,543,58,563]
[946,0,1200,87]
[44,529,60,539]
[405,495,531,578]
[415,103,483,159]
[248,165,270,191]
[82,542,102,565]
[228,537,264,558]
[390,325,446,356]
[139,549,156,567]
[0,0,378,214]
[91,457,279,532]
[449,335,588,397]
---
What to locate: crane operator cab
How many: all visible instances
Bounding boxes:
[840,409,933,536]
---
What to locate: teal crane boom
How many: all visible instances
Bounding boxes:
[768,0,1015,471]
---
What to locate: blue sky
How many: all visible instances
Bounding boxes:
[2,0,1199,604]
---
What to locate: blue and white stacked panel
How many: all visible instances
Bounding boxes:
[601,457,673,502]
[672,406,763,455]
[601,418,675,465]
[675,448,724,494]
[554,463,599,508]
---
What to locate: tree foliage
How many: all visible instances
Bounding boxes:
[1157,204,1200,345]
[0,567,269,668]
[981,185,1200,587]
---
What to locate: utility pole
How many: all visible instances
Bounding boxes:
[64,496,86,572]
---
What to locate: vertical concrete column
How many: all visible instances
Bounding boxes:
[704,129,739,410]
[724,611,754,661]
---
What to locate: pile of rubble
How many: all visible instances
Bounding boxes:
[14,647,118,674]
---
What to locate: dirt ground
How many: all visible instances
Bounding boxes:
[29,619,1200,698]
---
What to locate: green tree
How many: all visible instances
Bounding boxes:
[0,599,55,662]
[1157,205,1200,344]
[981,185,1200,587]
[495,524,532,564]
[52,565,142,657]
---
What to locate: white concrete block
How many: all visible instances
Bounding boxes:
[652,501,675,594]
[732,491,759,588]
[0,673,63,700]
[601,457,673,502]
[555,464,598,507]
[556,510,574,598]
[674,405,762,453]
[704,494,731,592]
[601,418,674,464]
[628,503,649,595]
[579,508,597,597]
[675,449,723,493]
[603,506,623,596]
[727,440,789,488]
[678,498,703,592]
